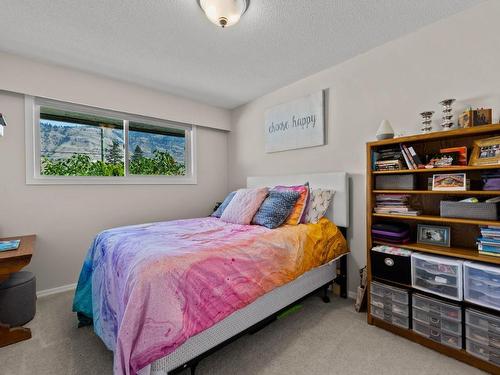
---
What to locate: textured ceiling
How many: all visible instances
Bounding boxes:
[0,0,484,109]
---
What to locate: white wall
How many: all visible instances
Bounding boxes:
[0,52,231,131]
[0,58,230,292]
[228,0,500,295]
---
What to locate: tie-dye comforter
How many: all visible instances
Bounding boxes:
[72,216,347,375]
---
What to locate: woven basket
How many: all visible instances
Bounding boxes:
[440,201,498,220]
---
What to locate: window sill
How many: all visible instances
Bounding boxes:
[25,175,197,185]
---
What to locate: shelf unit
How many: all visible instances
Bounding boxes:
[372,165,500,174]
[372,213,499,226]
[366,124,500,374]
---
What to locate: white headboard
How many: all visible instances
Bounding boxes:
[247,172,349,228]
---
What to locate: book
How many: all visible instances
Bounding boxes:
[400,144,414,169]
[477,237,500,244]
[407,146,425,168]
[0,240,21,252]
[401,144,417,169]
[479,251,500,257]
[478,244,500,252]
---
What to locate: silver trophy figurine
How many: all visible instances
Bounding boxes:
[439,99,456,131]
[420,111,434,133]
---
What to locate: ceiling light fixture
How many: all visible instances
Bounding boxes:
[198,0,249,28]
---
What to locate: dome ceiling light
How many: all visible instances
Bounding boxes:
[198,0,249,28]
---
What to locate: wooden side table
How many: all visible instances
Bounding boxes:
[0,235,36,348]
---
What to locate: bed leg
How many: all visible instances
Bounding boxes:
[321,283,331,303]
[338,256,348,299]
[190,361,198,375]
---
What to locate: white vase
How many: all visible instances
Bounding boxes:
[376,120,394,140]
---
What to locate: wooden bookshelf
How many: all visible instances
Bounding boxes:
[372,213,499,226]
[366,125,500,374]
[372,164,500,174]
[372,240,500,265]
[367,123,500,146]
[373,190,500,195]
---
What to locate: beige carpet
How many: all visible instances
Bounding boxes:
[0,291,484,375]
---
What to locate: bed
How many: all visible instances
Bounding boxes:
[73,172,350,375]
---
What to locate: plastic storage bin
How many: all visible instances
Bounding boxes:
[467,339,500,365]
[412,293,461,321]
[467,324,500,349]
[371,293,409,316]
[370,281,410,329]
[466,308,500,335]
[464,261,500,311]
[412,294,462,343]
[466,308,500,366]
[412,319,461,349]
[370,304,409,329]
[411,253,463,301]
[370,280,409,305]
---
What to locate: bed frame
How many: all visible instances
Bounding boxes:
[139,172,350,375]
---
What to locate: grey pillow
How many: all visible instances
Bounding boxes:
[211,191,237,218]
[252,190,300,229]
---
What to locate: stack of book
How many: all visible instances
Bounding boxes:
[478,226,500,257]
[374,194,421,216]
[374,147,404,171]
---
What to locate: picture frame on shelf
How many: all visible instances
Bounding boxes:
[417,224,451,247]
[432,173,466,191]
[458,108,492,128]
[469,136,500,166]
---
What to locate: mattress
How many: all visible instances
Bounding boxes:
[72,216,348,375]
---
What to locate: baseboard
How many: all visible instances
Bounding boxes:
[37,283,76,298]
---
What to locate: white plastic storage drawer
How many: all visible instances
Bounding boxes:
[466,308,500,335]
[466,324,500,349]
[370,294,409,316]
[466,339,500,366]
[412,293,461,321]
[464,261,500,311]
[370,305,409,329]
[411,253,463,301]
[412,320,461,349]
[370,280,409,305]
[370,281,410,328]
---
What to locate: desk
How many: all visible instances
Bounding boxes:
[0,234,36,347]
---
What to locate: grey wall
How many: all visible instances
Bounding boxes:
[0,68,230,292]
[228,1,500,296]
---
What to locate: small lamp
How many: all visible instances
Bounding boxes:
[0,113,6,137]
[376,119,394,140]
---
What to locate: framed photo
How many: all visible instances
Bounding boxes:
[469,136,500,166]
[458,109,492,128]
[432,173,466,191]
[417,224,451,247]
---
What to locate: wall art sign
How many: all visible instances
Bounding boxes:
[264,91,325,153]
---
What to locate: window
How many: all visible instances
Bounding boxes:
[25,96,196,184]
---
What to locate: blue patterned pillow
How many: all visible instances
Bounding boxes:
[252,190,301,229]
[211,191,236,218]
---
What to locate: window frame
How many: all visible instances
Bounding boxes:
[25,96,197,185]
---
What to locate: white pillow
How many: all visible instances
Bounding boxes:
[305,189,335,223]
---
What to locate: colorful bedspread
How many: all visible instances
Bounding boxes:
[72,217,347,375]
